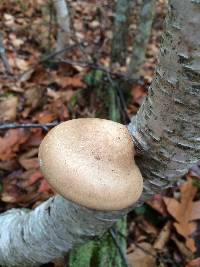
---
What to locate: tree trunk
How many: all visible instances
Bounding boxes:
[111,0,134,65]
[53,0,70,52]
[0,0,199,266]
[128,0,200,201]
[128,0,156,80]
[0,196,129,266]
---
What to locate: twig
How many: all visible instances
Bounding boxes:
[109,228,130,267]
[0,122,59,131]
[60,58,131,81]
[18,43,81,81]
[0,33,13,74]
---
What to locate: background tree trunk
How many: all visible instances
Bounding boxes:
[111,0,134,65]
[128,0,156,80]
[53,0,70,53]
[128,0,200,201]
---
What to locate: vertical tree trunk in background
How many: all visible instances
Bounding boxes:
[128,0,200,201]
[53,0,70,52]
[111,0,134,65]
[128,0,156,80]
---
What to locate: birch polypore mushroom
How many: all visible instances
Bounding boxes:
[39,118,143,211]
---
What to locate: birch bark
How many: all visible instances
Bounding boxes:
[0,196,129,266]
[53,0,70,52]
[128,0,200,200]
[0,0,199,266]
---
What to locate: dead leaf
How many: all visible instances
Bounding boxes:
[186,258,200,267]
[36,111,56,123]
[164,179,199,252]
[147,194,168,216]
[16,59,29,71]
[0,129,30,160]
[54,75,85,89]
[0,96,18,121]
[153,222,171,250]
[128,243,156,267]
[0,160,18,172]
[27,171,43,186]
[19,148,39,170]
[131,84,147,105]
[172,236,193,260]
[38,179,52,193]
[24,87,44,110]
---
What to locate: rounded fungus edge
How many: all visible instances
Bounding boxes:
[38,118,143,211]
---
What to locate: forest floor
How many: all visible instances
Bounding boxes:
[0,1,200,266]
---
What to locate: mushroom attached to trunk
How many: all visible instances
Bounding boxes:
[39,118,143,211]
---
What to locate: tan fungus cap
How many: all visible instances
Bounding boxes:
[38,118,143,211]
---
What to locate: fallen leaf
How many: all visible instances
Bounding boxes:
[128,242,156,267]
[19,148,39,170]
[0,129,30,161]
[164,179,199,252]
[27,171,43,186]
[54,75,85,89]
[24,87,44,110]
[186,258,200,267]
[147,194,168,216]
[36,111,56,123]
[0,96,18,121]
[38,179,52,193]
[172,236,193,260]
[153,222,171,250]
[131,84,147,105]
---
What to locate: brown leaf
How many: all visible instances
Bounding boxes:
[0,129,30,160]
[186,258,200,267]
[0,96,18,121]
[172,236,193,260]
[147,194,168,216]
[164,179,199,252]
[55,75,85,89]
[128,243,156,267]
[24,87,44,110]
[19,148,39,170]
[153,222,171,250]
[38,179,52,193]
[36,112,56,123]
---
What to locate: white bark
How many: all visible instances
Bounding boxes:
[0,195,129,266]
[53,0,70,52]
[128,0,200,200]
[0,0,199,265]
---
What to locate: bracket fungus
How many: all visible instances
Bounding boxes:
[39,118,143,211]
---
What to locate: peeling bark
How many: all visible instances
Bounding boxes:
[0,196,129,266]
[53,0,70,52]
[128,0,200,201]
